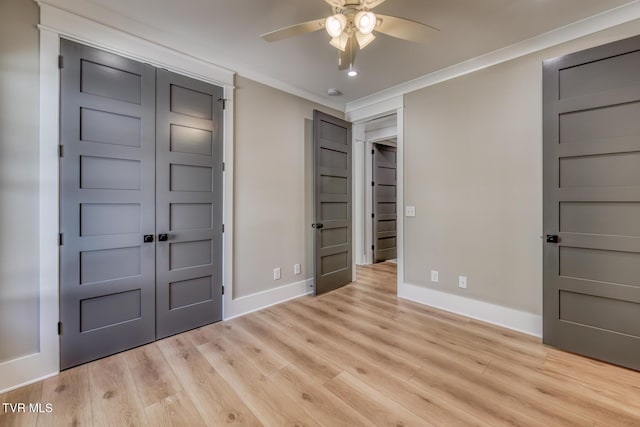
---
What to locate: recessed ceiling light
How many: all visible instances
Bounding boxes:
[348,69,358,77]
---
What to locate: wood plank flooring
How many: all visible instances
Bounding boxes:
[2,262,640,426]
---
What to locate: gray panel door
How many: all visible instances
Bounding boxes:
[543,35,640,371]
[59,40,156,369]
[155,70,223,338]
[313,110,352,294]
[372,144,397,262]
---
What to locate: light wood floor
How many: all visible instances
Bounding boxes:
[2,262,640,426]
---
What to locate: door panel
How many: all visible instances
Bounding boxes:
[373,144,397,262]
[543,35,640,371]
[155,70,223,339]
[59,40,156,369]
[313,110,352,295]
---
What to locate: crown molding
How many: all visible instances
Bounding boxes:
[346,0,640,116]
[36,1,345,111]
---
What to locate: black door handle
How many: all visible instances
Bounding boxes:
[143,234,154,243]
[546,235,559,243]
[158,233,169,242]
[312,223,324,229]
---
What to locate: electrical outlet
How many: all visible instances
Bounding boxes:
[273,267,281,280]
[294,264,301,275]
[431,270,439,283]
[406,206,416,217]
[459,276,467,289]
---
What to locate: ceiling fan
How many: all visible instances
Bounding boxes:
[261,0,439,74]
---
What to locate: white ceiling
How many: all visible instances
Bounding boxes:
[47,0,637,108]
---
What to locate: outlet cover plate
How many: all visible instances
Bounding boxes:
[459,276,467,288]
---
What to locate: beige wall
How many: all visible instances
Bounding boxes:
[233,76,343,298]
[0,0,40,362]
[404,19,640,315]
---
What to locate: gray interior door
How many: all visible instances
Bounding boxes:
[313,110,352,295]
[543,35,640,371]
[59,40,156,369]
[372,143,397,262]
[155,70,224,339]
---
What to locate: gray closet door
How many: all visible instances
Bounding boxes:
[59,40,156,369]
[543,35,640,371]
[372,144,397,262]
[155,70,224,339]
[313,110,352,295]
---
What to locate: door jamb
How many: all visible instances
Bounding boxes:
[348,98,404,289]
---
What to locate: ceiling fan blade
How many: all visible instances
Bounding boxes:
[375,14,439,43]
[361,0,387,9]
[338,36,357,70]
[261,18,326,42]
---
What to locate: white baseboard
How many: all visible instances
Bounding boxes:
[223,278,314,320]
[0,366,58,395]
[399,282,542,337]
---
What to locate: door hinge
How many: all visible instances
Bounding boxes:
[371,245,375,250]
[58,55,64,69]
[371,149,375,155]
[371,213,375,219]
[371,181,375,187]
[222,162,225,172]
[58,145,64,158]
[57,322,62,335]
[58,233,63,246]
[222,224,225,233]
[221,286,225,295]
[218,98,229,110]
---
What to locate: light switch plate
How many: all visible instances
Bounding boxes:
[406,206,416,217]
[274,268,281,280]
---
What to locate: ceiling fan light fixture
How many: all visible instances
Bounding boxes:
[355,11,376,35]
[355,31,375,49]
[330,33,349,51]
[325,14,347,38]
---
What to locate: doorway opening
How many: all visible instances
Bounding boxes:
[353,112,401,281]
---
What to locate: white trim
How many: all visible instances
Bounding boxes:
[36,1,343,112]
[223,279,314,320]
[366,128,397,144]
[0,372,59,396]
[346,0,640,115]
[353,124,366,265]
[350,105,404,293]
[38,3,234,86]
[396,107,405,290]
[347,95,403,122]
[398,282,543,337]
[0,27,61,395]
[234,68,344,112]
[222,86,235,320]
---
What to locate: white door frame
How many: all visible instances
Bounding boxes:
[348,96,404,288]
[0,2,236,394]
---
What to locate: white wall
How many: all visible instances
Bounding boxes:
[0,0,40,363]
[403,19,640,324]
